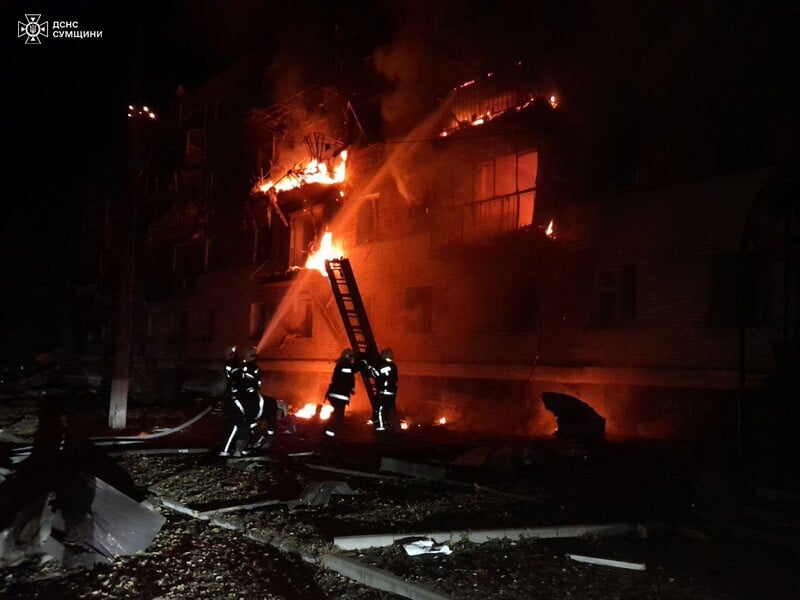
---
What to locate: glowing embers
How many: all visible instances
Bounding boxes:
[304,231,345,275]
[294,402,333,420]
[257,150,348,194]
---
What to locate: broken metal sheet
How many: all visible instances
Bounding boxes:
[380,457,446,481]
[542,392,606,443]
[297,481,358,507]
[41,536,108,569]
[565,553,646,570]
[53,474,165,558]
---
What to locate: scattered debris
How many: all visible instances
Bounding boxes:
[195,499,285,517]
[305,463,390,480]
[380,457,446,481]
[542,392,605,444]
[399,537,453,556]
[565,553,646,570]
[334,522,642,551]
[1,474,164,568]
[450,444,517,470]
[320,553,452,600]
[296,480,358,507]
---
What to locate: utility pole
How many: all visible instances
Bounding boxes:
[109,24,145,429]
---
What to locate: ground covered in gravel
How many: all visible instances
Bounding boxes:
[2,392,800,599]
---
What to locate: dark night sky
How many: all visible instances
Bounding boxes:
[2,1,798,356]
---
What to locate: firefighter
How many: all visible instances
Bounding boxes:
[220,346,269,456]
[369,348,399,433]
[324,348,362,438]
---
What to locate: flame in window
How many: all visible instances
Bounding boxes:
[305,231,345,275]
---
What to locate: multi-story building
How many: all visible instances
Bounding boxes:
[71,59,798,451]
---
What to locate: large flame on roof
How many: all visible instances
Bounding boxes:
[305,231,344,275]
[257,151,347,194]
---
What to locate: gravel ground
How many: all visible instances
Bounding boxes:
[2,393,800,599]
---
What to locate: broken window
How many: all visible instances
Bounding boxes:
[249,302,266,339]
[253,223,270,264]
[356,194,380,244]
[708,253,769,327]
[405,286,433,333]
[185,129,205,164]
[592,264,636,328]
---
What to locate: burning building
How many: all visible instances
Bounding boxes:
[68,58,798,446]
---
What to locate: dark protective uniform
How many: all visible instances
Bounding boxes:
[324,354,363,438]
[369,357,398,432]
[220,358,275,455]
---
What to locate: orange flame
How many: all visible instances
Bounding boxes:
[437,416,447,425]
[257,151,347,194]
[294,402,332,420]
[400,420,409,430]
[305,231,345,275]
[545,219,555,237]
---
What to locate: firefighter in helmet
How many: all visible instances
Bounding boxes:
[369,348,399,433]
[219,346,276,456]
[324,348,364,438]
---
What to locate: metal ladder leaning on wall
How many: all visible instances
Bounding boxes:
[324,258,379,406]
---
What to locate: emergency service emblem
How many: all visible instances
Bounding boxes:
[18,14,48,44]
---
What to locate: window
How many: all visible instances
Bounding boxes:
[253,223,270,264]
[405,286,433,333]
[708,253,768,327]
[356,194,380,244]
[474,151,537,201]
[185,129,205,163]
[592,264,636,328]
[289,213,315,268]
[286,295,313,338]
[249,302,265,339]
[460,151,538,243]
